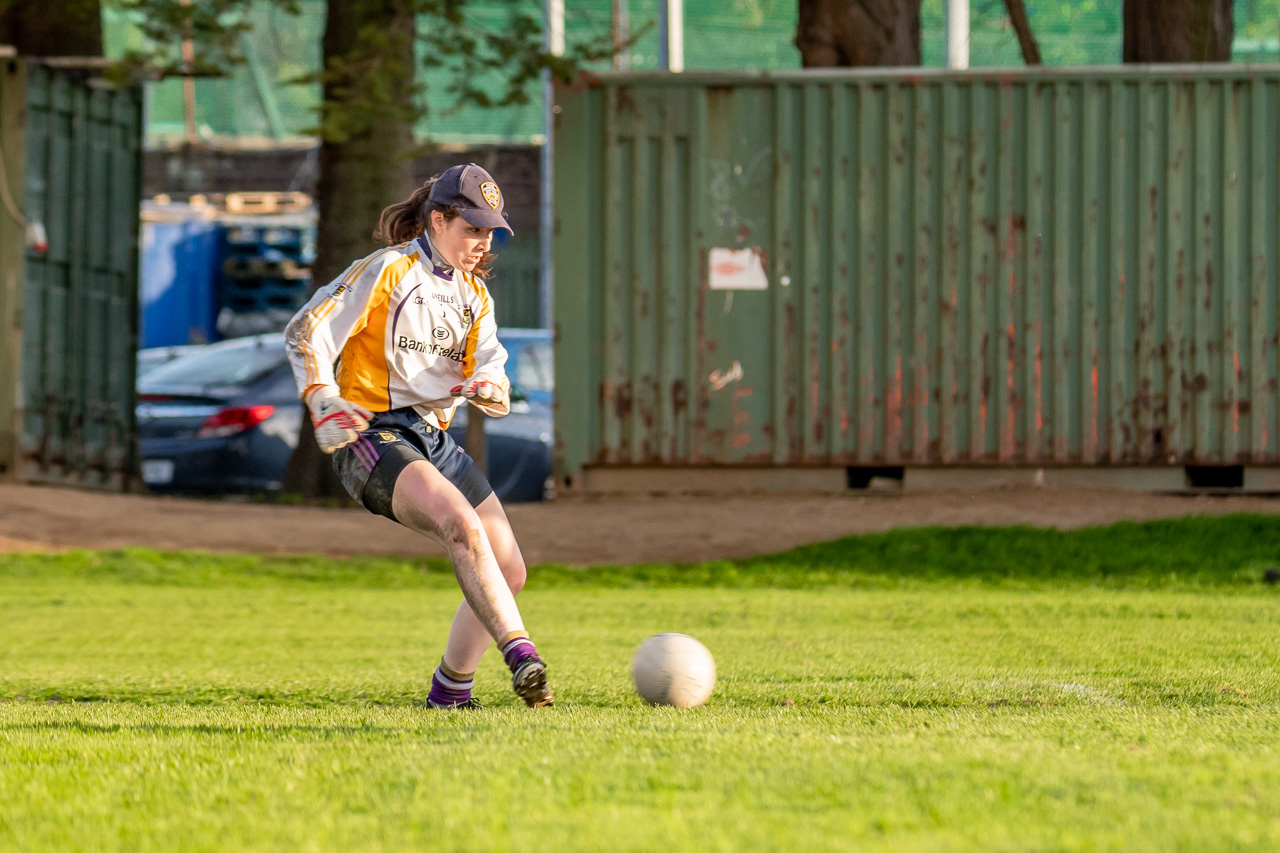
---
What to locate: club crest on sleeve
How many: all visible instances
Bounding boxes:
[479,181,501,210]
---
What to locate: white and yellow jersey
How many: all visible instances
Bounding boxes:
[284,235,510,429]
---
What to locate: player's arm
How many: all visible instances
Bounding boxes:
[453,282,511,418]
[284,261,385,451]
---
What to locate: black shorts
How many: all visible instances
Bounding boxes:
[332,407,493,521]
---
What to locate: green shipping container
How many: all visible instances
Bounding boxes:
[488,232,543,330]
[0,60,143,490]
[554,66,1280,484]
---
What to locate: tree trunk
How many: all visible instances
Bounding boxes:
[466,407,487,476]
[0,0,102,57]
[1123,0,1233,62]
[313,0,417,289]
[282,0,417,499]
[796,0,921,67]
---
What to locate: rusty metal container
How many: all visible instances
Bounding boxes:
[553,66,1280,483]
[0,60,143,489]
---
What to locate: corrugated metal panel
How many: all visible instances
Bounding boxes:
[0,59,25,481]
[554,67,1280,479]
[488,232,544,329]
[14,62,143,489]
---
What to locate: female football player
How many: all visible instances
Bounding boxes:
[284,164,551,709]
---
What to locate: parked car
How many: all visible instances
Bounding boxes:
[491,328,553,407]
[136,329,553,501]
[136,334,303,493]
[445,327,553,503]
[136,344,201,379]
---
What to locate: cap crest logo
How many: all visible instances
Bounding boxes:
[479,181,501,210]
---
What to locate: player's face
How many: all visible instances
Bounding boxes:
[431,214,494,272]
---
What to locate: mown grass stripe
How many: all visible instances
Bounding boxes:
[3,515,1280,590]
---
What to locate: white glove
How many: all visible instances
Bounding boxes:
[451,379,508,406]
[304,388,373,454]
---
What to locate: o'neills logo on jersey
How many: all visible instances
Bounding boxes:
[397,336,463,362]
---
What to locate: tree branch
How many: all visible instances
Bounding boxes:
[1002,0,1041,65]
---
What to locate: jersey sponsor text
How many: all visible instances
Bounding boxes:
[398,335,464,362]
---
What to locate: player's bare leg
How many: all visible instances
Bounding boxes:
[392,461,522,635]
[391,461,551,707]
[440,493,527,673]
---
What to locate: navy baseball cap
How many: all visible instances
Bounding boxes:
[428,163,514,235]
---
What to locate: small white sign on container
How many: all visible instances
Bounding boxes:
[709,247,768,291]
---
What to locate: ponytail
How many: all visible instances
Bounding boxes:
[374,176,446,245]
[374,172,498,279]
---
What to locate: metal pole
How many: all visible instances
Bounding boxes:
[549,1,565,62]
[944,0,969,70]
[657,0,668,70]
[612,0,630,70]
[180,0,197,142]
[668,0,683,73]
[539,0,563,331]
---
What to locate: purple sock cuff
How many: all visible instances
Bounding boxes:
[429,666,474,706]
[501,637,539,670]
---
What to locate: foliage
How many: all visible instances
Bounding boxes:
[918,0,1123,65]
[1235,0,1280,38]
[109,0,295,76]
[102,0,614,141]
[111,1,1280,142]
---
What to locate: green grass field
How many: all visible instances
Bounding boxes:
[3,516,1280,851]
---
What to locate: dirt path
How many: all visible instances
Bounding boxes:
[2,483,1278,565]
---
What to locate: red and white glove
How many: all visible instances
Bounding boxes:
[304,387,373,454]
[451,379,507,406]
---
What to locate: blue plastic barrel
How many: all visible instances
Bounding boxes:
[139,217,222,347]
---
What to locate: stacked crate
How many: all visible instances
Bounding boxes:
[141,193,317,344]
[214,192,314,338]
[216,216,314,338]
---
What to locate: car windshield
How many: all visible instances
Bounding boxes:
[136,347,193,379]
[513,340,552,393]
[141,339,285,389]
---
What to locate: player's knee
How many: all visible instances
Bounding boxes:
[437,509,486,555]
[504,559,527,594]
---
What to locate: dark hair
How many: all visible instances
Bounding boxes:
[374,173,496,278]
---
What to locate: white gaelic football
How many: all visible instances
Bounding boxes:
[631,633,716,708]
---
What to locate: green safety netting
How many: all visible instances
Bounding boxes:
[107,0,1275,145]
